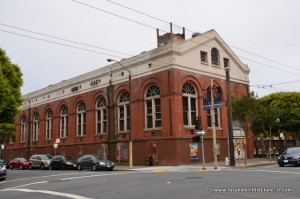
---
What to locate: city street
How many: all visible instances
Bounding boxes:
[0,165,300,199]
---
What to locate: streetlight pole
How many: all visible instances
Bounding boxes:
[225,67,235,166]
[107,58,133,169]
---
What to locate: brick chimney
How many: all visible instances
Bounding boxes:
[157,23,185,47]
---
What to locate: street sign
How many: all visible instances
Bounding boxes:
[56,138,61,143]
[280,133,284,138]
[54,143,58,148]
[196,130,206,135]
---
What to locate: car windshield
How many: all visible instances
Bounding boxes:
[0,159,4,163]
[41,155,52,160]
[64,156,74,161]
[286,147,300,155]
[18,158,27,161]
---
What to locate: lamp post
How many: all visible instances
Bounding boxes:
[107,58,133,169]
[225,66,235,166]
[276,118,282,153]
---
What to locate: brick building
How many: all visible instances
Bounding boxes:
[5,28,252,165]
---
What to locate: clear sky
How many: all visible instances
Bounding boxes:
[0,0,299,98]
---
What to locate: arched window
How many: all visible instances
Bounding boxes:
[96,97,107,134]
[60,106,68,138]
[182,82,198,126]
[46,110,53,140]
[118,92,130,132]
[145,85,161,129]
[211,48,219,66]
[21,116,26,142]
[32,113,39,141]
[77,102,86,136]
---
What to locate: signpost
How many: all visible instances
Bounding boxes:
[197,130,206,170]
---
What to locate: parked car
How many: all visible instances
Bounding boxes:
[9,157,29,170]
[0,159,9,169]
[77,154,114,171]
[278,147,300,167]
[0,163,7,181]
[50,155,77,170]
[29,154,53,170]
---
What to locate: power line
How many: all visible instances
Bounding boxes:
[72,0,300,77]
[0,29,124,59]
[106,0,300,71]
[0,23,132,57]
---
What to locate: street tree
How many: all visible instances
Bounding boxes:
[259,92,300,146]
[0,48,23,157]
[232,92,258,163]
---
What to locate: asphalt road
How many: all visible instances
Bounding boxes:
[1,165,300,199]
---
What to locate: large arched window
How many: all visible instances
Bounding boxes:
[32,113,39,141]
[96,97,107,134]
[182,82,198,126]
[60,106,68,138]
[211,48,219,66]
[46,110,53,140]
[21,116,26,142]
[145,85,161,129]
[77,102,86,136]
[118,92,130,132]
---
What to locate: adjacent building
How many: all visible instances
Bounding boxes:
[5,27,253,165]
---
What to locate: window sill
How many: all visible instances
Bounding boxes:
[45,139,53,141]
[212,64,221,68]
[184,126,195,130]
[144,128,162,132]
[207,127,223,130]
[117,130,130,134]
[60,137,68,139]
[201,61,209,65]
[75,136,86,138]
[95,133,106,136]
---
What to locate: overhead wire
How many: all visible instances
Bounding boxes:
[106,0,300,71]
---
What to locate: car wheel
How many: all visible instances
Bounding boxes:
[29,164,33,170]
[10,165,13,170]
[107,168,113,171]
[279,163,284,167]
[92,164,97,171]
[19,165,23,170]
[77,164,82,171]
[40,164,45,170]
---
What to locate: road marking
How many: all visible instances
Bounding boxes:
[149,170,167,172]
[242,169,300,175]
[197,170,208,172]
[4,188,92,199]
[0,172,80,185]
[1,181,48,191]
[61,171,141,181]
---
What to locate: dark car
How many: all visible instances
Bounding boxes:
[9,157,30,170]
[29,154,53,170]
[50,155,77,170]
[0,159,9,169]
[0,162,7,181]
[278,147,300,167]
[77,154,114,171]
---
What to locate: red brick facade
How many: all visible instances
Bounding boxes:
[6,67,252,165]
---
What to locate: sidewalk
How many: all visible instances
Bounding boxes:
[114,158,278,171]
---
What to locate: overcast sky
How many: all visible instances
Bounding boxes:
[0,0,299,98]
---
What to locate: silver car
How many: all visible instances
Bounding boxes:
[29,154,53,170]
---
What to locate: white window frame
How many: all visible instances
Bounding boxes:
[145,85,161,129]
[46,110,53,140]
[207,108,221,128]
[182,82,198,127]
[32,113,39,141]
[60,106,68,138]
[21,116,26,142]
[118,92,130,132]
[77,102,86,136]
[211,48,220,66]
[96,97,107,134]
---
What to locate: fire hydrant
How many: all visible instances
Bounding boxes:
[225,157,230,166]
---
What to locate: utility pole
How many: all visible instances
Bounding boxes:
[225,67,235,166]
[210,79,218,169]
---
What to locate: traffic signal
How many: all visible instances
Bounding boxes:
[194,116,202,130]
[192,135,201,143]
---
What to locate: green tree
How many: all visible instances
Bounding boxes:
[259,92,300,146]
[232,92,258,162]
[0,48,23,158]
